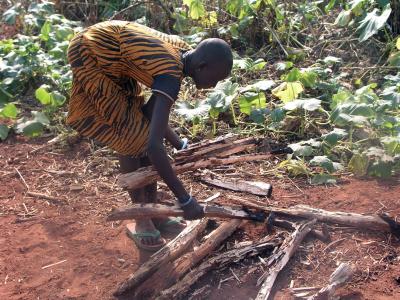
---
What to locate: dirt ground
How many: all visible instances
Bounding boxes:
[0,136,399,300]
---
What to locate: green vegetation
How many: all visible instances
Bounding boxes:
[0,0,399,181]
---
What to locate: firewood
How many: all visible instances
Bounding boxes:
[157,235,284,300]
[200,174,272,197]
[114,219,208,296]
[256,220,317,300]
[134,219,242,299]
[175,136,256,165]
[107,203,266,222]
[307,263,354,300]
[230,197,400,235]
[118,153,273,190]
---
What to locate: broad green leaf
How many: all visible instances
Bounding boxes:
[279,159,310,176]
[323,56,343,65]
[368,160,393,178]
[2,5,20,24]
[35,86,51,105]
[285,68,301,82]
[50,91,66,107]
[310,156,334,173]
[380,86,400,107]
[275,61,293,71]
[348,153,369,176]
[0,87,13,103]
[238,92,266,115]
[251,59,267,71]
[0,103,18,118]
[388,52,400,67]
[249,108,268,124]
[322,128,348,146]
[241,80,275,92]
[40,21,51,41]
[397,37,400,50]
[270,108,285,122]
[15,111,50,137]
[325,0,337,12]
[311,174,337,185]
[272,82,304,102]
[283,98,321,111]
[331,89,353,109]
[183,0,206,20]
[299,71,318,88]
[176,101,210,121]
[356,5,392,42]
[289,143,313,157]
[381,136,400,156]
[335,10,352,27]
[0,124,9,141]
[330,103,375,126]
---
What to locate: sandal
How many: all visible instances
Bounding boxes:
[153,217,187,234]
[126,223,166,252]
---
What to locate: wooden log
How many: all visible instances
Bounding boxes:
[230,197,399,235]
[107,203,264,222]
[134,219,242,299]
[118,153,273,190]
[158,235,283,300]
[307,263,354,300]
[113,219,208,296]
[175,136,256,165]
[256,220,316,300]
[200,175,273,197]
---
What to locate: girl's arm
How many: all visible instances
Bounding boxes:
[146,94,204,219]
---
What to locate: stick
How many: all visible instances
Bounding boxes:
[114,219,208,295]
[158,235,283,300]
[229,197,399,235]
[256,220,316,300]
[26,191,67,205]
[41,259,67,269]
[118,153,273,190]
[307,263,354,300]
[200,175,273,197]
[107,203,263,222]
[15,168,29,190]
[134,219,242,299]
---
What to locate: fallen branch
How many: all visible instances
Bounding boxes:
[307,263,354,300]
[119,153,273,190]
[134,219,242,299]
[26,191,67,205]
[158,235,284,300]
[114,219,208,296]
[200,174,272,197]
[107,204,266,222]
[230,197,400,235]
[256,220,317,300]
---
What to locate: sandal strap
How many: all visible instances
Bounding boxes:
[130,230,161,239]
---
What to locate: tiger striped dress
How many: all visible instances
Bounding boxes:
[67,21,191,156]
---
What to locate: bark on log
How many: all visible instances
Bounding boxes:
[230,197,399,235]
[175,136,256,165]
[134,219,242,299]
[256,220,317,300]
[118,153,273,190]
[200,175,272,197]
[107,204,263,222]
[114,219,208,296]
[307,263,354,300]
[158,235,284,300]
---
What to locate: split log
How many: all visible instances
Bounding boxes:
[307,263,354,300]
[118,153,273,190]
[114,219,208,296]
[158,235,284,300]
[107,203,266,222]
[256,220,317,300]
[230,197,400,235]
[134,219,242,299]
[200,175,272,197]
[175,136,256,165]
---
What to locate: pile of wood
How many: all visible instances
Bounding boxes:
[109,135,399,299]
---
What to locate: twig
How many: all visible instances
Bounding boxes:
[26,191,67,205]
[41,259,67,269]
[109,1,148,20]
[15,168,29,190]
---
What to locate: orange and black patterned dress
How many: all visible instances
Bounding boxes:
[67,21,191,156]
